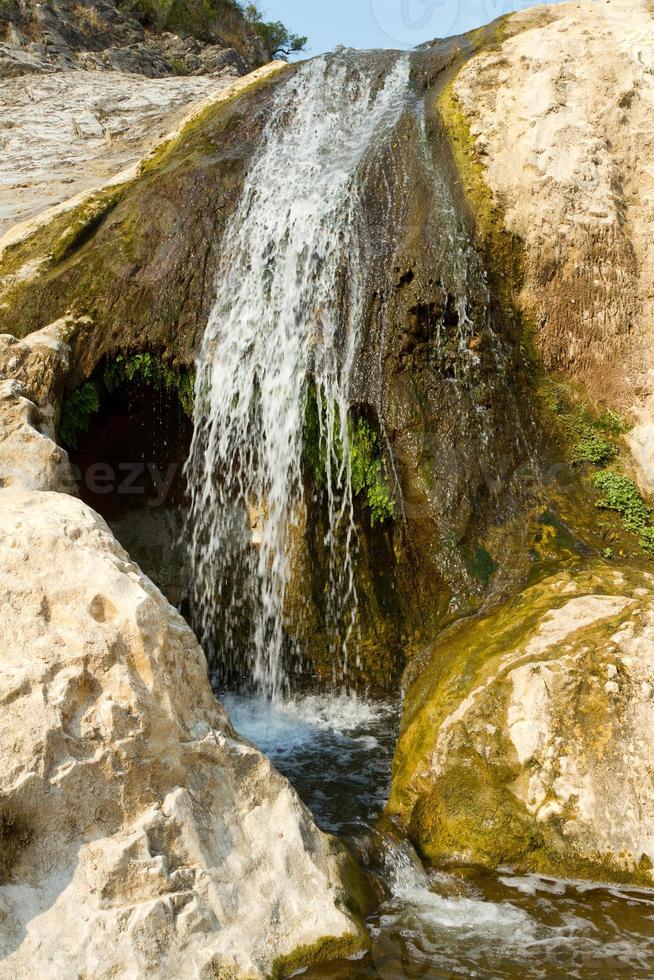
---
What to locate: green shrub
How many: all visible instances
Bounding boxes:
[59,382,100,449]
[168,57,192,75]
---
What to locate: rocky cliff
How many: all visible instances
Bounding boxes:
[0,0,267,78]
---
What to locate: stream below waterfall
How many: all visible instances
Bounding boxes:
[226,692,654,979]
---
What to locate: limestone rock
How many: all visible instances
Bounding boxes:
[0,324,365,976]
[0,0,267,80]
[389,563,654,884]
[0,70,231,237]
[450,0,654,487]
[0,317,78,491]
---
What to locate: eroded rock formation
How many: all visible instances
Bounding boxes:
[389,563,654,883]
[0,0,266,79]
[0,322,368,977]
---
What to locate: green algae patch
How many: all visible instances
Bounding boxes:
[271,930,369,980]
[437,79,524,315]
[388,561,654,886]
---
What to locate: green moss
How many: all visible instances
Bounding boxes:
[438,78,524,314]
[51,187,125,264]
[303,392,395,528]
[58,381,101,449]
[271,931,368,980]
[463,545,497,587]
[390,562,654,885]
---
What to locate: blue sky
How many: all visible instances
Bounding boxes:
[258,0,563,55]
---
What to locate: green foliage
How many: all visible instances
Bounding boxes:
[571,431,618,465]
[349,417,396,527]
[603,547,614,560]
[168,57,192,75]
[103,353,195,416]
[593,471,654,554]
[59,353,194,449]
[303,392,395,528]
[59,382,101,449]
[543,380,630,449]
[242,2,306,59]
[596,409,631,436]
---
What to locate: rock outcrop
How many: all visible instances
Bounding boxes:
[0,323,367,977]
[0,0,266,79]
[448,0,654,488]
[0,71,231,235]
[389,562,654,885]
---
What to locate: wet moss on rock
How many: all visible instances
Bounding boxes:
[389,562,654,886]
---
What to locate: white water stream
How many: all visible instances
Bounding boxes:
[186,51,410,700]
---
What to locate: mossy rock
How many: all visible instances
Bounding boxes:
[389,561,654,886]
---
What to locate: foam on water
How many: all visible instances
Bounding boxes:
[223,691,399,835]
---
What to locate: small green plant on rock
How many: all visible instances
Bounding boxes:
[572,431,618,465]
[103,353,195,416]
[58,381,101,449]
[349,417,396,527]
[59,352,195,449]
[593,471,654,555]
[303,392,395,528]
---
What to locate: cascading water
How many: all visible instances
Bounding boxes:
[186,50,410,700]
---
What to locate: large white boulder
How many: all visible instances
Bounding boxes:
[0,324,366,978]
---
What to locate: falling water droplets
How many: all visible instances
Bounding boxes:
[186,51,411,700]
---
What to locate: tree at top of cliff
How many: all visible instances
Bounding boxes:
[242,2,307,59]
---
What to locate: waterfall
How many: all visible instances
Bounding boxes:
[186,51,411,701]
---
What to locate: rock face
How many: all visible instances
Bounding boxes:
[0,324,366,976]
[0,71,232,236]
[389,562,654,885]
[450,0,654,488]
[0,0,265,79]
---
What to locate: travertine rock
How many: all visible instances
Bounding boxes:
[451,0,654,488]
[389,564,654,884]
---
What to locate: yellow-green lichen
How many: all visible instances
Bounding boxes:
[271,930,369,980]
[389,561,654,885]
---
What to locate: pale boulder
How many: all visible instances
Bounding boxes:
[389,564,654,884]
